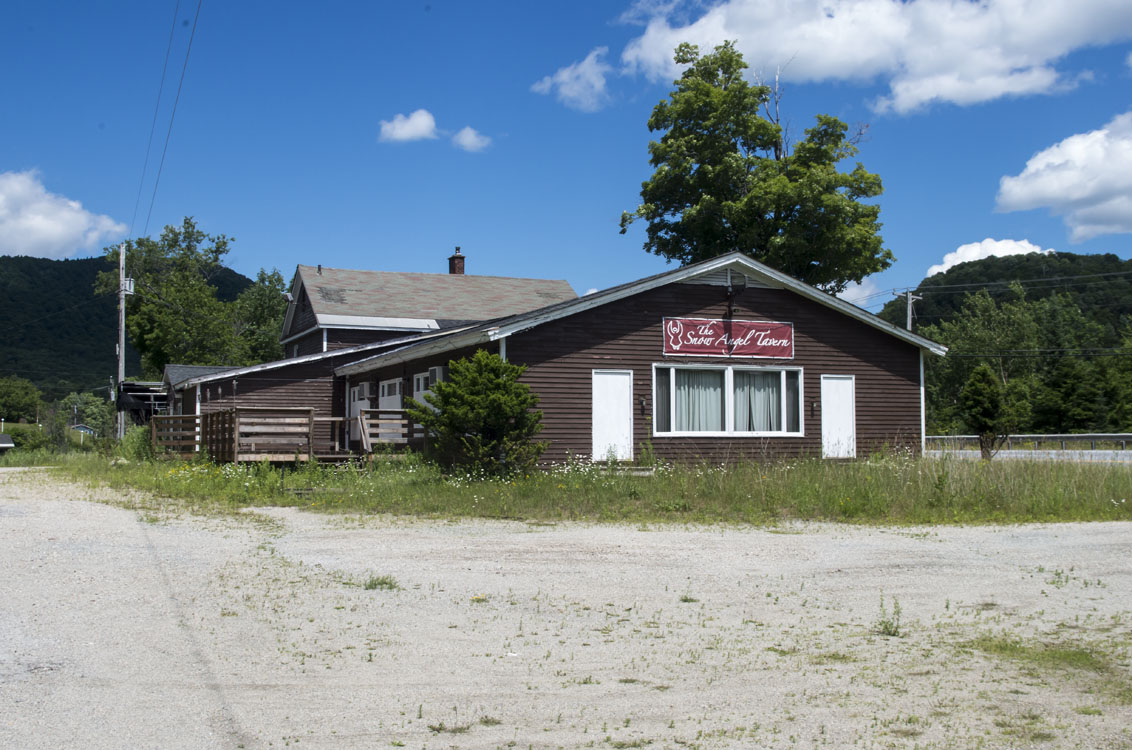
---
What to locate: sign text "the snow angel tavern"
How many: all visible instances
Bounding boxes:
[663,318,794,358]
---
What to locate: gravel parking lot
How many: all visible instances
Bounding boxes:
[2,468,1130,749]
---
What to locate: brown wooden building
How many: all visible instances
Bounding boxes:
[335,253,946,463]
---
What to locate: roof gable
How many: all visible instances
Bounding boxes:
[335,253,945,377]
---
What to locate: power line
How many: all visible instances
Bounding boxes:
[844,268,1132,308]
[9,297,108,327]
[915,269,1132,292]
[128,0,182,238]
[143,0,204,236]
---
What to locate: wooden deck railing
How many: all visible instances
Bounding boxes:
[228,407,315,462]
[151,415,200,457]
[356,409,425,453]
[153,409,420,462]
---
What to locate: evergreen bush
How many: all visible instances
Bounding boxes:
[406,350,547,476]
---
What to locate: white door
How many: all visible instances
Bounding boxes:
[379,379,402,440]
[821,374,856,458]
[592,370,633,461]
[348,384,370,442]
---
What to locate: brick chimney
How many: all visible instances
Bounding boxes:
[448,246,465,275]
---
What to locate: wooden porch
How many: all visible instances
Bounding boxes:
[151,408,423,462]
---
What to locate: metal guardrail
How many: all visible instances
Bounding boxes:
[928,434,1131,451]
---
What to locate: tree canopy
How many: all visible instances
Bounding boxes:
[620,41,892,293]
[920,286,1129,434]
[0,376,41,422]
[97,218,286,377]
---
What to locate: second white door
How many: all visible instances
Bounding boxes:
[592,370,633,461]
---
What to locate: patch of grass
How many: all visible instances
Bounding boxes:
[609,739,653,748]
[1073,706,1103,716]
[426,722,469,734]
[42,451,1132,526]
[968,635,1108,671]
[363,574,399,591]
[968,633,1132,704]
[678,594,699,603]
[478,716,502,726]
[811,651,855,664]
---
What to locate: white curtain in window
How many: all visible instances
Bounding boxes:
[655,368,671,432]
[675,370,723,431]
[734,371,780,431]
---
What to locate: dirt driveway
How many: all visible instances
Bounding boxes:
[2,469,1130,749]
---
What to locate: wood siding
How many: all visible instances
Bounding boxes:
[195,357,349,454]
[284,286,318,340]
[290,327,422,358]
[506,284,922,463]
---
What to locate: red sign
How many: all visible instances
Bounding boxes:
[663,317,794,359]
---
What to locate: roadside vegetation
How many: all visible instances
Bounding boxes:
[10,443,1128,526]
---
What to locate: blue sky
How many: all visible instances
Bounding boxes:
[2,0,1131,311]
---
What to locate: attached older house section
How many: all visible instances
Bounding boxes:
[279,250,577,357]
[336,253,945,463]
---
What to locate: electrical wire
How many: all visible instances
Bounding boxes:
[142,0,204,236]
[843,268,1132,307]
[128,0,181,238]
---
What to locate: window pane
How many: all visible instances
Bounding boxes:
[733,371,780,431]
[675,369,724,431]
[655,368,671,432]
[785,371,800,432]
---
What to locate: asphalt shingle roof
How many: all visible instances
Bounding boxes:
[296,265,576,323]
[163,364,238,388]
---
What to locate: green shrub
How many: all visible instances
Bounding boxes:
[121,424,155,461]
[406,350,547,476]
[9,424,53,451]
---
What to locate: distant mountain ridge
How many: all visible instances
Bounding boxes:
[877,251,1132,340]
[0,255,252,400]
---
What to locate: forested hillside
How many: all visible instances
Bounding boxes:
[874,251,1132,434]
[877,252,1132,340]
[0,255,251,400]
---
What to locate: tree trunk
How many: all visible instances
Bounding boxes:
[978,432,996,461]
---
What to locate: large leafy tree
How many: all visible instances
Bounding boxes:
[97,218,286,377]
[0,376,41,422]
[620,41,892,292]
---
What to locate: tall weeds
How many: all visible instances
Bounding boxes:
[41,450,1132,525]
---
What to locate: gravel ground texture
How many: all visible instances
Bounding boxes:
[1,467,1131,749]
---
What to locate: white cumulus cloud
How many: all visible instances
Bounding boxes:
[838,276,882,306]
[617,0,1132,113]
[532,46,613,112]
[927,238,1052,277]
[452,126,491,152]
[997,111,1132,241]
[378,109,439,142]
[0,170,125,259]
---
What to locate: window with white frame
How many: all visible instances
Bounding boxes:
[653,365,802,435]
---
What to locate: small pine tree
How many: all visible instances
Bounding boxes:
[959,363,1008,460]
[406,350,547,476]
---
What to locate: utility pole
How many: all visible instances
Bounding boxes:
[905,290,923,331]
[117,243,132,439]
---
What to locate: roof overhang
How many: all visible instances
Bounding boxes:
[183,326,475,390]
